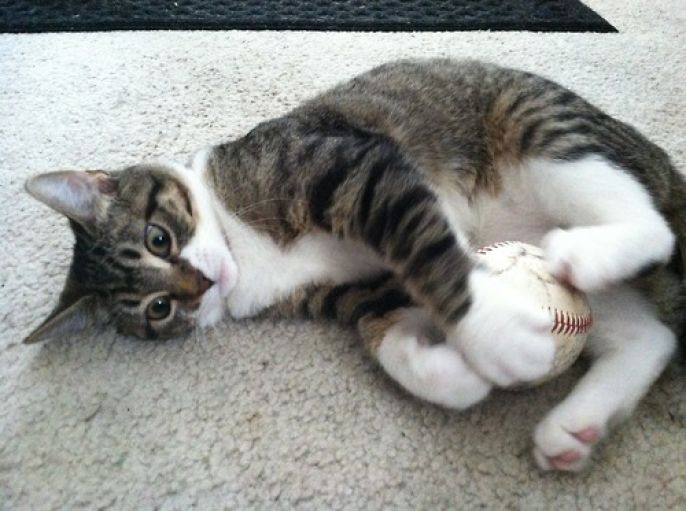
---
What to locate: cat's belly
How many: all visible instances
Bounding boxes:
[436,163,558,250]
[475,191,555,249]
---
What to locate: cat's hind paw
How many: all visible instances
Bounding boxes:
[533,413,604,472]
[377,311,492,410]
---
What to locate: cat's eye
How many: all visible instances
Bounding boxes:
[145,224,171,258]
[146,295,172,321]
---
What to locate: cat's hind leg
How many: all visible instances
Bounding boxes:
[275,276,493,410]
[530,155,675,292]
[533,285,676,471]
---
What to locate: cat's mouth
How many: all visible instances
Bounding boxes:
[195,258,236,327]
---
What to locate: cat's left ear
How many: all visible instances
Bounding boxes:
[25,170,117,232]
[23,293,97,344]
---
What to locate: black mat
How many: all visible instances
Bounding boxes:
[0,1,616,34]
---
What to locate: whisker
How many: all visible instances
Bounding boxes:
[215,179,267,201]
[241,217,290,228]
[236,197,291,216]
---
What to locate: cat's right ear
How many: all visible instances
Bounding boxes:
[25,170,117,232]
[23,294,97,344]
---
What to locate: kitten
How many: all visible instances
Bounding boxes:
[24,59,685,472]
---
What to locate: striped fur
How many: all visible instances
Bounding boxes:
[24,58,686,472]
[268,272,416,353]
[204,59,686,342]
[25,58,686,345]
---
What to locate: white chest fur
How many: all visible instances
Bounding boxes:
[216,209,387,318]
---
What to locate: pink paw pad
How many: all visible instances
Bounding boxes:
[573,427,601,444]
[550,449,581,469]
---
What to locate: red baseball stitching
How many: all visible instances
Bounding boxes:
[476,241,593,336]
[549,307,593,336]
[476,241,517,254]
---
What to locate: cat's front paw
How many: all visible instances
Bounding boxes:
[533,407,605,472]
[542,228,618,292]
[452,270,555,387]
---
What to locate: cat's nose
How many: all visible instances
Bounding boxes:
[173,258,216,298]
[197,271,214,295]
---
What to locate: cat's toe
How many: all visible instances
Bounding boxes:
[573,426,602,444]
[535,448,586,472]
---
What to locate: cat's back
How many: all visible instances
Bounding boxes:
[298,58,515,138]
[294,58,564,187]
[295,59,680,197]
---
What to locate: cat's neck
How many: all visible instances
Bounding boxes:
[190,146,301,318]
[189,147,386,319]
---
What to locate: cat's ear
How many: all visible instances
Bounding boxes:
[25,170,117,231]
[23,293,97,344]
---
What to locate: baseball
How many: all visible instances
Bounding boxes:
[475,241,592,385]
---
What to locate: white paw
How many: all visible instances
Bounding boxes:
[542,227,624,292]
[452,270,555,387]
[533,407,605,472]
[378,312,492,409]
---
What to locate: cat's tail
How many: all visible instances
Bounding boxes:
[651,171,686,359]
[667,207,686,357]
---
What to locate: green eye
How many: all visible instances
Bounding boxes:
[146,295,172,321]
[145,224,171,258]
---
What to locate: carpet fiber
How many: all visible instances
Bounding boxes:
[0,0,616,33]
[0,0,684,508]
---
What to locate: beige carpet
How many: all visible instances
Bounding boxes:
[1,1,685,508]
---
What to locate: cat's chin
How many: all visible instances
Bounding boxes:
[197,284,227,327]
[197,259,239,328]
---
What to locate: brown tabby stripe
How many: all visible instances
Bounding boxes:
[557,143,616,162]
[349,288,412,324]
[270,273,412,352]
[390,210,430,261]
[405,235,455,277]
[308,139,376,228]
[357,150,398,229]
[519,117,548,155]
[535,121,590,150]
[119,249,141,260]
[145,178,161,220]
[320,282,355,319]
[297,127,475,328]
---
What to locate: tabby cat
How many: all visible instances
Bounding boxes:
[24,59,685,472]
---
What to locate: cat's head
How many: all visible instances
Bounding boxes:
[23,162,237,343]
